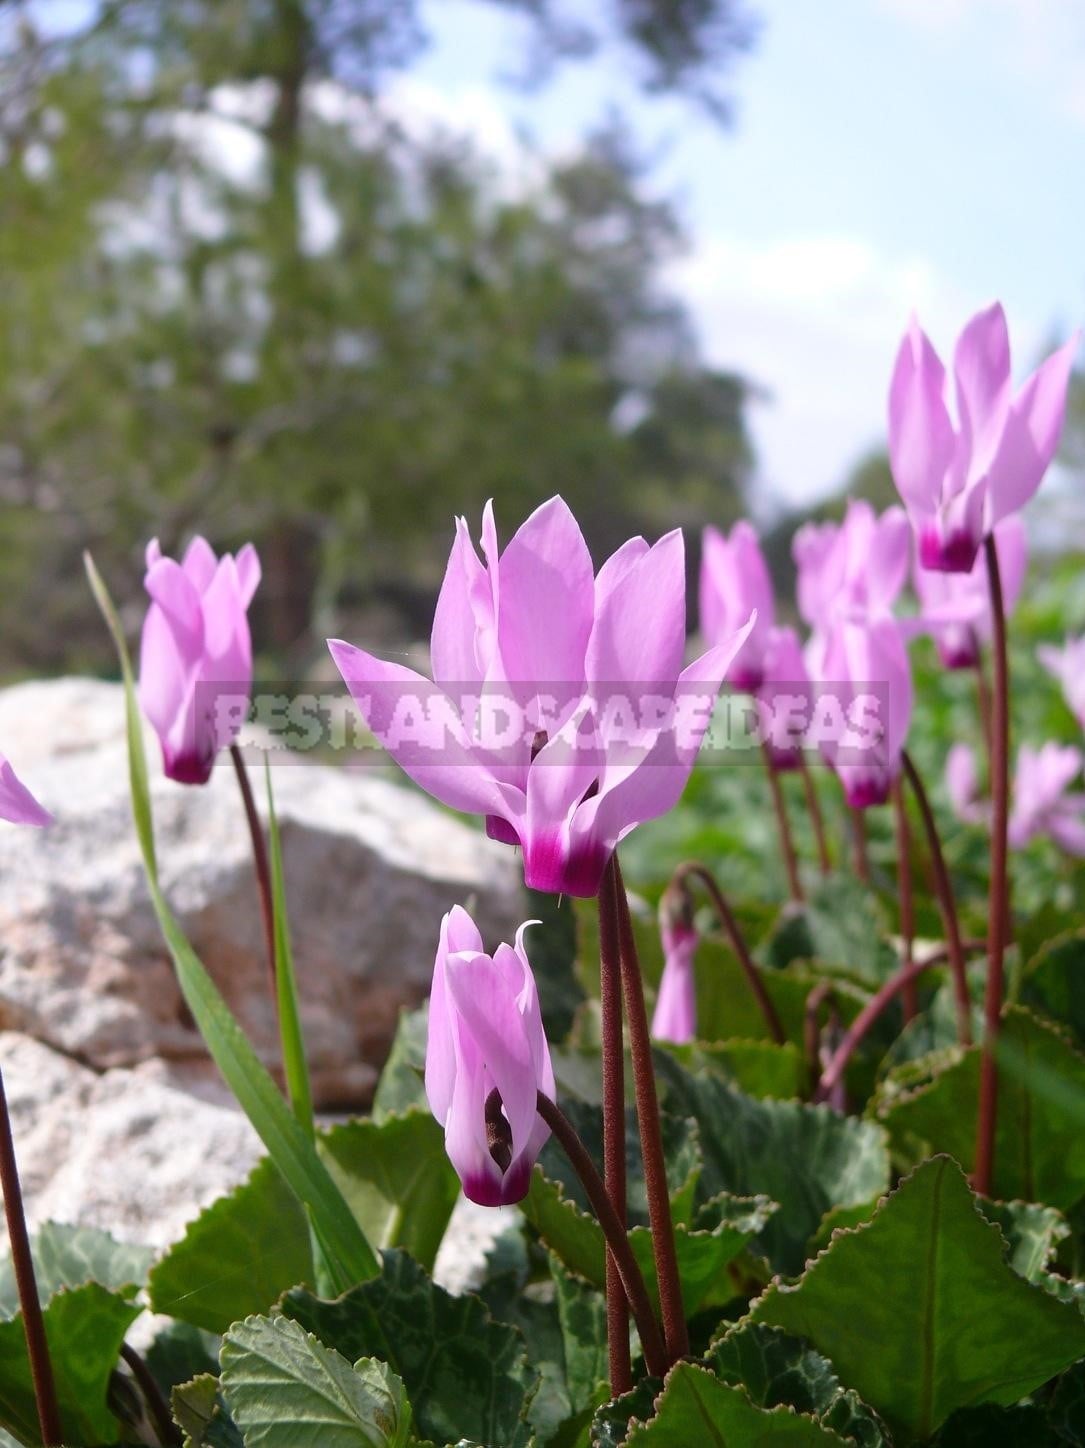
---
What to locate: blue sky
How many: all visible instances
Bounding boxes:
[403,0,1085,511]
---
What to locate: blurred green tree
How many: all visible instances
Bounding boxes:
[0,0,757,670]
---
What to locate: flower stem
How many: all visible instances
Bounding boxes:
[229,743,278,1016]
[975,535,1010,1195]
[673,861,786,1045]
[901,751,972,1046]
[610,856,689,1364]
[813,954,935,1103]
[597,865,631,1395]
[849,805,870,884]
[814,936,989,1102]
[0,1066,62,1446]
[120,1342,182,1446]
[761,744,803,901]
[891,780,918,1022]
[535,1092,668,1380]
[803,980,840,1100]
[800,760,832,874]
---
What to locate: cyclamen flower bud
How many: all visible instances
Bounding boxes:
[651,885,699,1046]
[425,905,555,1206]
[139,536,261,785]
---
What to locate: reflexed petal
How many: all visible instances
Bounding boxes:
[952,302,1012,473]
[581,622,754,858]
[328,639,509,819]
[144,558,204,645]
[431,517,490,687]
[181,536,218,593]
[888,317,957,509]
[202,556,247,661]
[699,522,774,684]
[596,536,650,613]
[234,543,261,608]
[496,495,595,695]
[587,529,686,688]
[867,506,912,614]
[987,333,1080,522]
[200,556,253,756]
[793,521,839,630]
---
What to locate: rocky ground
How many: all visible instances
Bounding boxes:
[0,678,524,1282]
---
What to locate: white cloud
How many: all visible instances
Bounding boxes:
[665,233,969,512]
[877,0,1085,124]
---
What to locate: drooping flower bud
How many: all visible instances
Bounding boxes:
[651,881,698,1045]
[139,536,260,784]
[425,905,555,1206]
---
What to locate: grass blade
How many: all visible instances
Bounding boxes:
[84,552,378,1292]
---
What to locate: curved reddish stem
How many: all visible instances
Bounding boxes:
[611,857,689,1364]
[535,1093,668,1380]
[762,744,803,901]
[800,761,832,874]
[901,751,972,1047]
[673,861,786,1045]
[849,805,871,884]
[0,1068,62,1445]
[230,744,278,1018]
[813,937,986,1104]
[597,863,631,1394]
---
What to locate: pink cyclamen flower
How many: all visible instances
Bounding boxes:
[0,755,52,827]
[1038,636,1085,731]
[426,905,555,1206]
[139,537,261,785]
[699,521,775,691]
[820,617,913,810]
[755,626,812,772]
[888,302,1079,572]
[793,500,911,637]
[329,497,752,897]
[651,914,699,1045]
[1010,743,1085,854]
[913,516,1028,670]
[946,741,1085,855]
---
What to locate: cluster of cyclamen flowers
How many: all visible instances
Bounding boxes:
[35,300,1082,1207]
[656,304,1084,1046]
[3,297,1070,1411]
